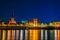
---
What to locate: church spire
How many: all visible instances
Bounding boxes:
[8,9,16,24]
[12,9,14,18]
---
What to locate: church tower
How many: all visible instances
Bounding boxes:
[8,9,16,25]
[7,9,16,40]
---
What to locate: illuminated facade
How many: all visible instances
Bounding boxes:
[25,18,41,27]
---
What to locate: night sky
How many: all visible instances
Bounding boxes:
[0,0,60,23]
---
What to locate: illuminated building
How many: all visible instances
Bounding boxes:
[25,18,41,40]
[7,10,17,40]
[1,21,8,40]
[49,21,60,40]
[0,21,5,40]
[25,18,40,27]
[21,20,29,40]
[49,21,60,26]
[41,23,48,27]
[32,18,40,40]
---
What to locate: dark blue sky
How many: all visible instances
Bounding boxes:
[0,0,60,23]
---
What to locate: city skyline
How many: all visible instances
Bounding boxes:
[0,10,60,25]
[0,0,60,23]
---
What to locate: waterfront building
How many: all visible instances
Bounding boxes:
[7,10,17,40]
[49,22,60,40]
[25,18,41,40]
[0,21,2,40]
[0,21,5,40]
